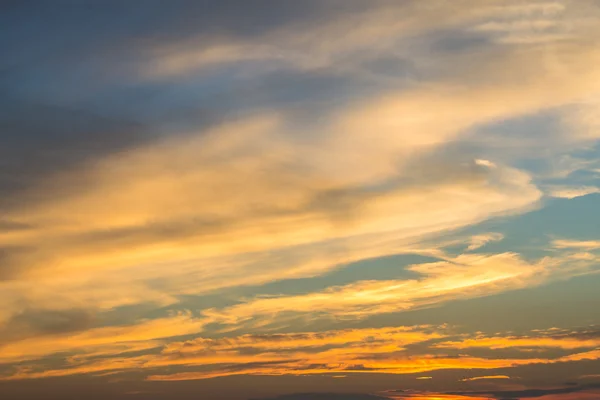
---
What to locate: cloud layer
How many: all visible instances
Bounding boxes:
[1,1,600,399]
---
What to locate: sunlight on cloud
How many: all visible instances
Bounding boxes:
[459,375,510,381]
[0,105,544,324]
[141,326,600,382]
[552,239,600,250]
[438,335,600,350]
[2,322,600,383]
[197,251,595,327]
[386,396,491,400]
[2,1,600,395]
[0,312,203,364]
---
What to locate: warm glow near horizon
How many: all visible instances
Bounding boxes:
[1,1,599,400]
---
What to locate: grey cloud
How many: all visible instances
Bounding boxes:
[547,326,600,341]
[427,29,492,54]
[0,0,365,81]
[0,308,95,342]
[0,246,32,281]
[0,99,146,210]
[0,220,32,231]
[0,1,417,130]
[0,146,497,282]
[168,331,368,357]
[181,360,297,377]
[36,151,492,249]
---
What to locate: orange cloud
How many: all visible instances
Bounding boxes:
[197,253,565,327]
[436,327,600,350]
[0,312,203,364]
[437,337,600,350]
[3,323,600,382]
[3,0,600,390]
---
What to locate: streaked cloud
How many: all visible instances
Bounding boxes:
[198,251,597,328]
[1,1,600,399]
[552,239,600,250]
[436,327,600,351]
[545,185,600,199]
[466,233,504,251]
[4,324,600,382]
[445,383,600,400]
[0,312,203,365]
[459,375,511,382]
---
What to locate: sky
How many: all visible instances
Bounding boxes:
[1,1,600,399]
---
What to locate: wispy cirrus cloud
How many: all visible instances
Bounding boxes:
[545,185,600,199]
[2,1,600,398]
[4,0,600,334]
[466,233,504,251]
[552,239,600,250]
[435,326,600,351]
[198,251,598,329]
[459,375,511,382]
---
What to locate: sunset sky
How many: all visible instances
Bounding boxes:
[1,1,600,399]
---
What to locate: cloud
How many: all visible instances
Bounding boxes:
[0,100,146,211]
[0,324,434,379]
[0,312,203,365]
[139,0,597,81]
[552,240,600,250]
[145,355,540,382]
[197,252,589,328]
[561,97,600,141]
[2,1,600,394]
[387,395,489,400]
[545,185,600,199]
[0,105,544,326]
[161,326,442,355]
[468,2,574,45]
[557,349,600,362]
[4,322,600,382]
[251,388,600,400]
[5,0,600,331]
[467,233,505,251]
[436,326,600,351]
[0,308,94,340]
[459,375,511,382]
